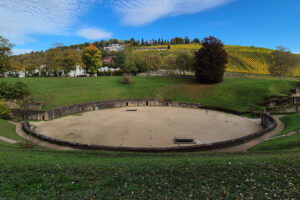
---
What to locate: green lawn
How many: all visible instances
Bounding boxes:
[0,149,299,199]
[250,113,300,151]
[0,119,23,141]
[160,78,300,111]
[2,77,300,111]
[2,77,182,110]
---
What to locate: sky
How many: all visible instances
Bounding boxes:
[0,0,299,54]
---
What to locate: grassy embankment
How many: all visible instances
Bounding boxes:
[3,76,300,111]
[0,77,300,199]
[251,113,300,151]
[0,118,299,199]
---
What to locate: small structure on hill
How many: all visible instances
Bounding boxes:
[291,87,300,105]
[103,56,113,65]
[104,44,125,52]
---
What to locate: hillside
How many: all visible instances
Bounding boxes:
[1,77,300,199]
[136,44,300,76]
[3,77,300,111]
[0,114,299,199]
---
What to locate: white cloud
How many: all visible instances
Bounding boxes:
[77,28,112,40]
[111,0,234,26]
[12,49,35,55]
[0,0,95,44]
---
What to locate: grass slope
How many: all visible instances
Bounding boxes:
[3,77,299,112]
[0,149,299,199]
[0,120,24,148]
[2,77,181,110]
[0,86,299,199]
[160,78,300,111]
[251,113,300,151]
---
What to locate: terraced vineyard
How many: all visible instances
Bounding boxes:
[136,44,300,76]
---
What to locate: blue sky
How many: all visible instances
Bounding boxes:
[0,0,299,54]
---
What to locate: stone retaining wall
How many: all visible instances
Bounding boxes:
[13,99,262,121]
[19,99,277,152]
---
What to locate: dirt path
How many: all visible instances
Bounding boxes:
[12,122,74,150]
[0,136,20,144]
[212,116,285,152]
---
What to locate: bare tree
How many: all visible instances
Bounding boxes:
[268,46,299,78]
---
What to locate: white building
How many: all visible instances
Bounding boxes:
[68,66,86,77]
[104,44,125,52]
[98,66,120,72]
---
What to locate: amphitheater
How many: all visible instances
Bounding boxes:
[18,99,276,152]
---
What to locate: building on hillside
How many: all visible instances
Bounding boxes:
[3,71,25,78]
[104,44,125,52]
[68,66,86,77]
[291,87,300,105]
[103,56,113,65]
[98,66,120,72]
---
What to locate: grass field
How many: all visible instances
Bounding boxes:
[250,113,300,151]
[136,44,300,76]
[2,77,300,111]
[1,77,300,199]
[0,149,299,199]
[0,118,299,199]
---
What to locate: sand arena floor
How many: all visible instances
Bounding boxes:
[30,107,262,148]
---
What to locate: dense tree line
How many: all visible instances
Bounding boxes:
[3,35,298,81]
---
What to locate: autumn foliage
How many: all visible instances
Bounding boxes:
[82,44,102,75]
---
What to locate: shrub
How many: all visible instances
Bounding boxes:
[120,74,132,84]
[0,81,30,99]
[193,36,228,83]
[0,99,10,119]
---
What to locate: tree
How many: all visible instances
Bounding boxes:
[44,48,63,76]
[108,39,119,44]
[164,54,177,72]
[0,36,14,77]
[131,52,148,72]
[113,50,126,69]
[9,60,23,77]
[82,44,102,76]
[141,38,145,46]
[192,38,200,43]
[193,36,228,83]
[184,36,190,44]
[267,46,299,77]
[0,99,10,119]
[23,52,43,76]
[176,49,193,73]
[171,37,184,44]
[61,49,82,76]
[145,55,163,71]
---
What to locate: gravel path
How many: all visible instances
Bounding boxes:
[0,136,20,144]
[212,116,285,152]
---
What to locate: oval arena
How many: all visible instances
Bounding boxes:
[19,99,276,152]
